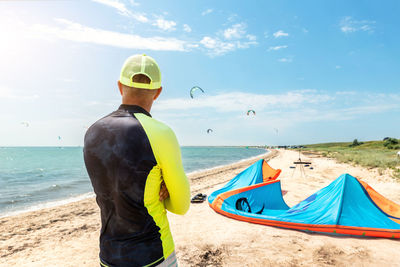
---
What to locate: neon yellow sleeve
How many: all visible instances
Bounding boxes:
[156,127,190,214]
[135,113,190,215]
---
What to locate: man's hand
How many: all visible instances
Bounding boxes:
[159,181,169,201]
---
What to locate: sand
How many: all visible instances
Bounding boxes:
[1,150,400,266]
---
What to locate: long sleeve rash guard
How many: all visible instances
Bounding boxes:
[83,104,190,267]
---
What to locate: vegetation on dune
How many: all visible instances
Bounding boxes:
[383,137,400,150]
[349,139,363,147]
[300,138,400,179]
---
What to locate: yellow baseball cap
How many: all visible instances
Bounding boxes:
[119,54,161,89]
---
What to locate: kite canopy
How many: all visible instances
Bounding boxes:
[208,160,281,204]
[208,159,400,238]
[207,128,213,134]
[247,110,256,116]
[190,86,204,98]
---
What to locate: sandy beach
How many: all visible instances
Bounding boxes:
[1,149,400,266]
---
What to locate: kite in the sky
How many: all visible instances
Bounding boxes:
[246,110,256,116]
[190,86,204,99]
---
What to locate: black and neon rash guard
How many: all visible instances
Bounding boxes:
[83,104,190,267]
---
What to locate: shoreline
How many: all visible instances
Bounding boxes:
[187,150,270,181]
[0,150,275,264]
[0,192,96,219]
[2,149,399,266]
[0,149,269,219]
[186,149,269,177]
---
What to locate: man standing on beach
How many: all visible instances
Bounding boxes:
[84,54,190,267]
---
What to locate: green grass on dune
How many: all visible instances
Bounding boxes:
[301,140,400,179]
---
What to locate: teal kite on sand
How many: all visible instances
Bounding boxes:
[208,159,400,239]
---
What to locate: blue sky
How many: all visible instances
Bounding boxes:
[0,0,399,146]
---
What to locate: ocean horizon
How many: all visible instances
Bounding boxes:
[0,146,267,217]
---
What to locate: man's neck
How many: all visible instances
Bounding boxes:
[121,99,152,113]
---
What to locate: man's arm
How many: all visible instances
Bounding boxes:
[157,128,190,215]
[159,181,169,201]
[135,113,190,215]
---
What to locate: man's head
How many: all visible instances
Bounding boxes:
[118,54,162,111]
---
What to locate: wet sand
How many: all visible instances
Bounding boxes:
[1,150,400,266]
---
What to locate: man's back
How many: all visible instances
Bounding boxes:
[84,104,190,267]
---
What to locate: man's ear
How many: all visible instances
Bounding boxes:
[118,81,123,96]
[153,87,162,100]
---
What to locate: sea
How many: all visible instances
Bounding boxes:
[0,146,267,217]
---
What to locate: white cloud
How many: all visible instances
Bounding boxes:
[153,18,177,31]
[153,90,332,113]
[152,91,400,128]
[340,16,375,33]
[273,30,289,38]
[1,15,255,56]
[336,91,356,95]
[0,86,14,99]
[278,57,292,63]
[246,34,257,41]
[200,34,257,56]
[92,0,148,23]
[128,0,139,6]
[186,43,199,48]
[199,37,217,49]
[223,23,246,39]
[31,18,187,51]
[92,0,129,15]
[200,23,257,56]
[133,14,149,23]
[335,104,398,119]
[62,78,79,83]
[183,24,192,33]
[227,14,238,22]
[201,9,213,16]
[0,86,39,101]
[268,45,288,51]
[200,36,235,55]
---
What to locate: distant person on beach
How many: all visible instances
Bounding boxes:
[83,54,190,267]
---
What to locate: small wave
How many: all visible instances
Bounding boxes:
[0,192,95,218]
[0,180,91,209]
[27,179,90,195]
[0,198,24,205]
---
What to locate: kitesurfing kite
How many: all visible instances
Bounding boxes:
[207,129,213,134]
[247,110,256,116]
[21,122,29,127]
[190,86,204,99]
[208,160,400,239]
